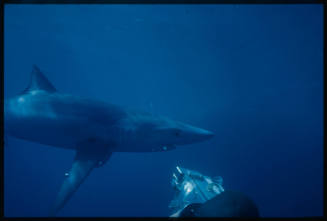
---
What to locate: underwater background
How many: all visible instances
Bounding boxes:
[4,4,323,217]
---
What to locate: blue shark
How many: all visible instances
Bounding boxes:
[4,65,214,216]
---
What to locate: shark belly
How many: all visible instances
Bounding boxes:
[6,115,89,149]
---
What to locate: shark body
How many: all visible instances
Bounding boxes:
[4,66,214,215]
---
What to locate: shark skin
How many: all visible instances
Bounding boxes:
[4,65,214,216]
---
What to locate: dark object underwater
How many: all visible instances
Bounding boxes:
[179,191,260,217]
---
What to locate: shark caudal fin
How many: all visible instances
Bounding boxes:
[50,141,112,216]
[22,65,57,94]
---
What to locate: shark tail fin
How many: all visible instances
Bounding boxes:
[22,65,57,94]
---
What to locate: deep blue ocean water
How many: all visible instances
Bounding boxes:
[4,4,323,217]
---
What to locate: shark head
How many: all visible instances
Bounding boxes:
[147,116,214,147]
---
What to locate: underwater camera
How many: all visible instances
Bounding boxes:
[169,166,260,217]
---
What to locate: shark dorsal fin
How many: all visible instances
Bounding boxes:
[23,65,57,94]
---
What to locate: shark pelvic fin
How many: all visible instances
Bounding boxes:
[22,65,57,94]
[50,142,112,216]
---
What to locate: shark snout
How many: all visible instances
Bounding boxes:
[196,128,215,139]
[177,123,214,145]
[192,127,215,142]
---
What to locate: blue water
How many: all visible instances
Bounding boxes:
[4,4,323,217]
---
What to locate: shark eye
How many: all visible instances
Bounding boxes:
[174,130,181,137]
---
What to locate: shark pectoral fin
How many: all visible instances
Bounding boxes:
[50,145,112,216]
